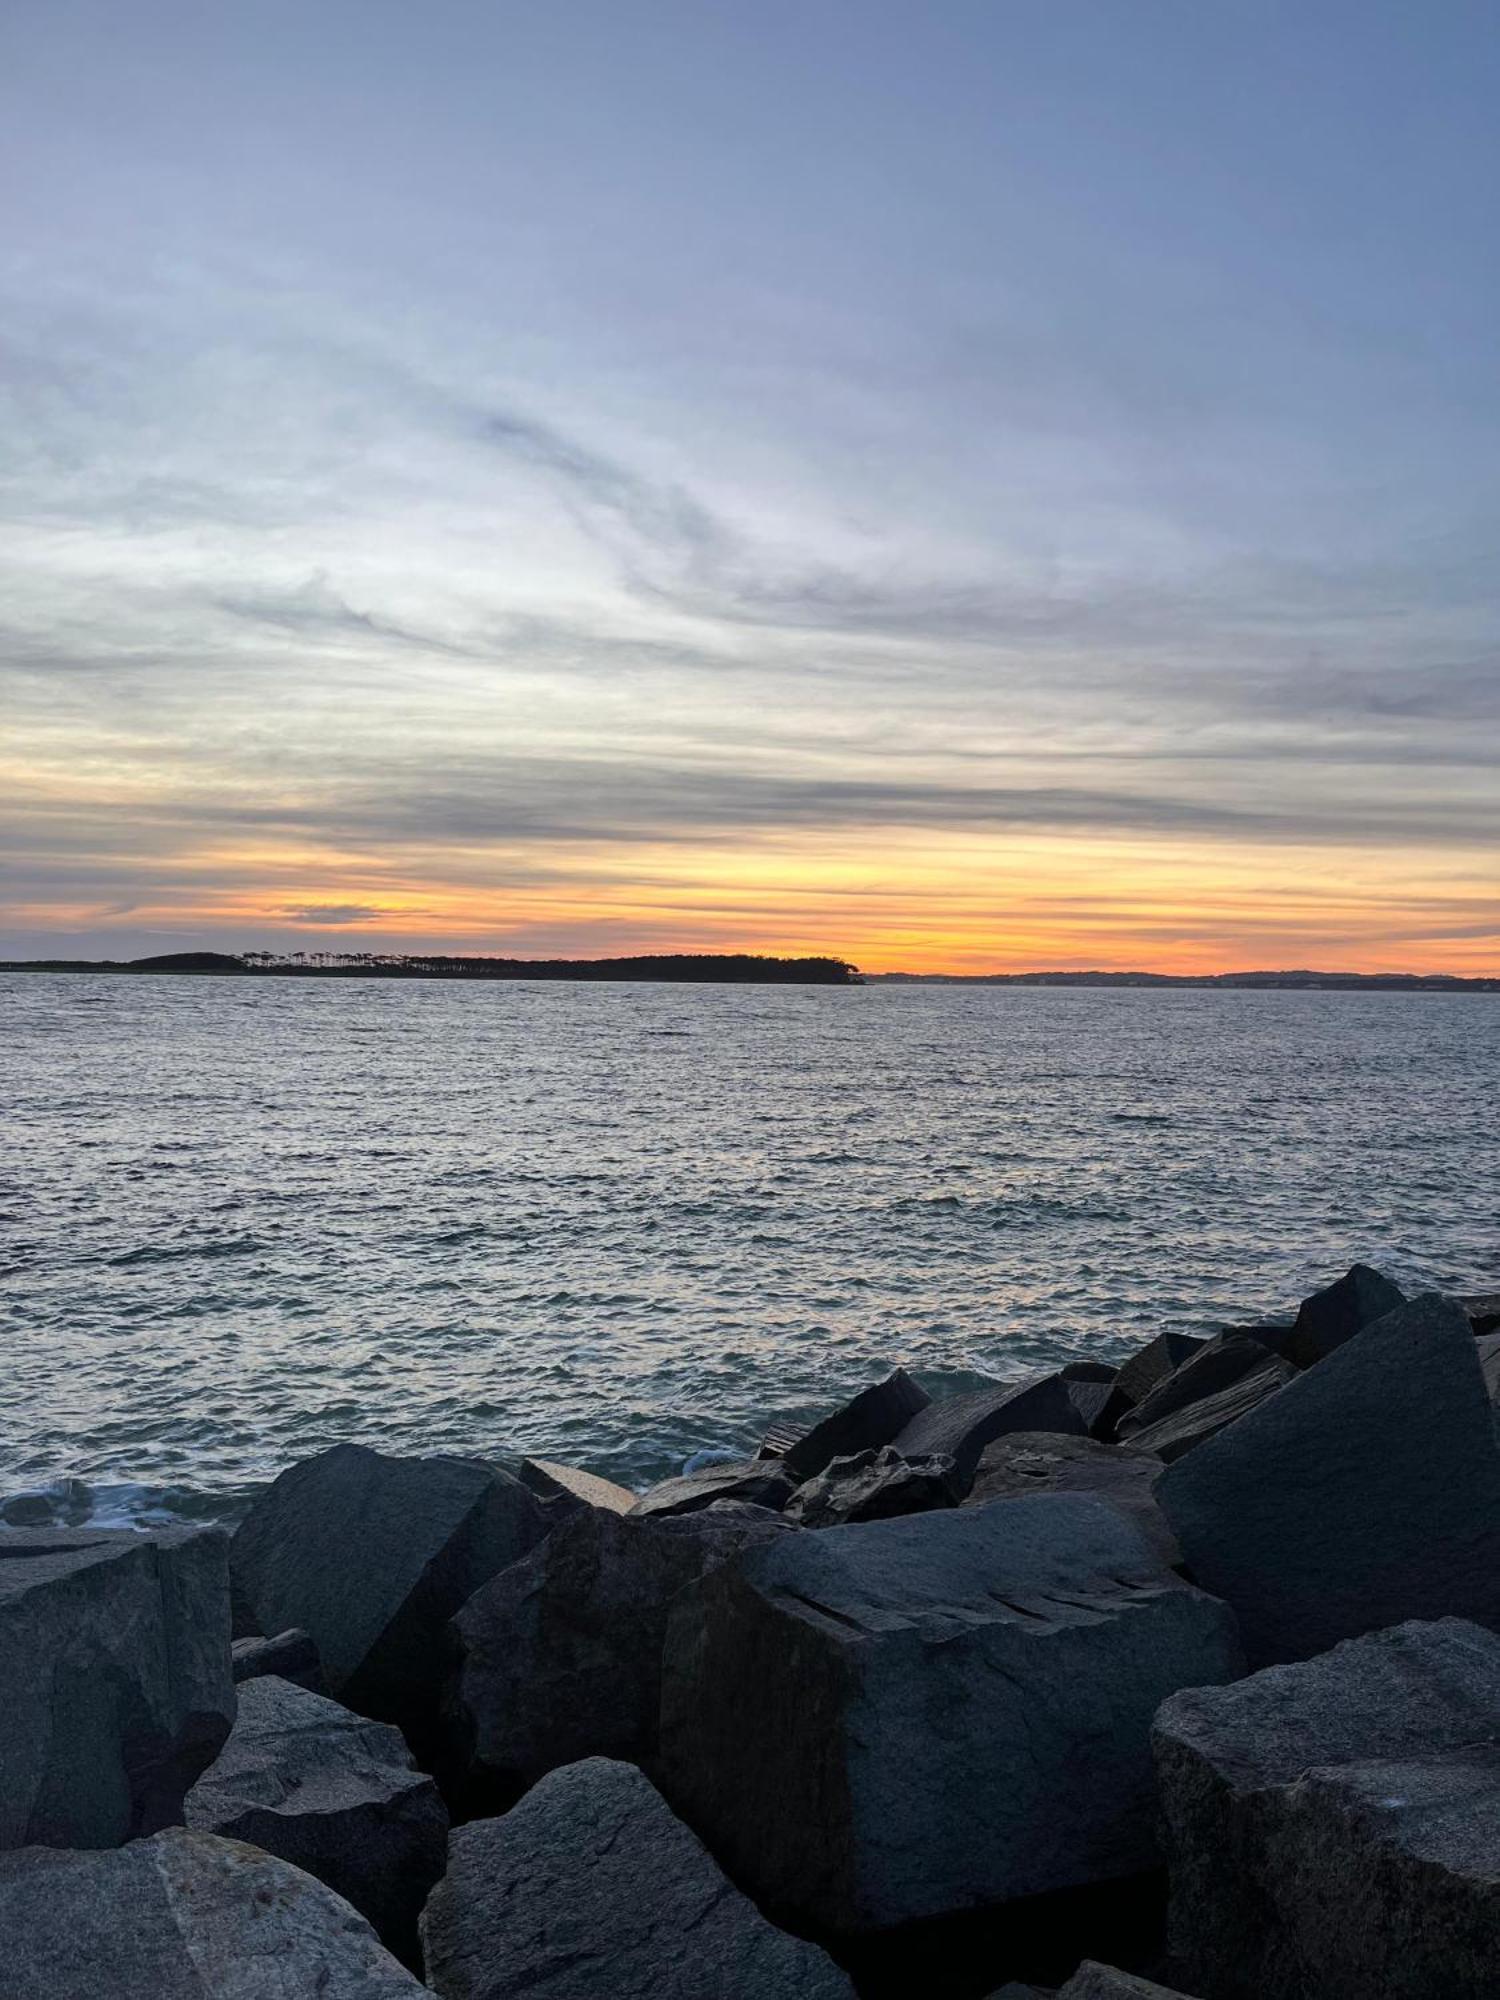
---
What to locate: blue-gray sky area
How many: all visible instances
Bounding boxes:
[3,1,1496,970]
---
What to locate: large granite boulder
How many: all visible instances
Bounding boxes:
[658,1495,1243,1936]
[964,1433,1179,1564]
[785,1445,961,1526]
[1287,1261,1404,1366]
[892,1373,1113,1487]
[185,1675,447,1962]
[1119,1348,1295,1463]
[0,1526,233,1849]
[453,1503,790,1791]
[518,1457,635,1514]
[770,1368,931,1484]
[629,1456,796,1517]
[1110,1333,1206,1413]
[231,1626,323,1690]
[1154,1616,1500,2000]
[229,1444,550,1743]
[420,1756,855,1999]
[1157,1293,1500,1665]
[0,1827,424,1998]
[1116,1334,1285,1440]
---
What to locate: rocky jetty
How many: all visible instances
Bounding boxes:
[5,1262,1500,1997]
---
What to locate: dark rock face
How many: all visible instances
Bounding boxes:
[785,1445,961,1527]
[1059,1968,1198,1999]
[420,1757,855,2000]
[775,1369,932,1484]
[964,1434,1179,1565]
[184,1675,448,1962]
[1455,1291,1500,1336]
[1119,1349,1295,1463]
[1287,1260,1405,1366]
[658,1496,1243,1936]
[892,1374,1109,1487]
[628,1456,797,1517]
[1110,1334,1206,1413]
[1117,1335,1284,1439]
[0,1526,233,1850]
[229,1444,550,1742]
[0,1827,424,1998]
[1157,1293,1500,1665]
[453,1505,790,1791]
[231,1627,323,1690]
[1477,1331,1500,1400]
[1154,1616,1500,2000]
[518,1457,635,1514]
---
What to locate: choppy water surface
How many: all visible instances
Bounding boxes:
[2,973,1496,1520]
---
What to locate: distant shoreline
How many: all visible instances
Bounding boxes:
[1,950,1494,990]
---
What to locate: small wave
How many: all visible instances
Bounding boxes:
[107,1235,269,1268]
[0,1477,248,1533]
[1110,1112,1174,1125]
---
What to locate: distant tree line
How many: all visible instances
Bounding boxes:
[10,949,861,986]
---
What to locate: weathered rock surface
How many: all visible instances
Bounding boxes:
[773,1368,932,1483]
[892,1373,1111,1486]
[1475,1330,1500,1400]
[229,1443,550,1738]
[0,1525,233,1849]
[518,1457,636,1514]
[1154,1616,1500,2000]
[1110,1333,1205,1413]
[1059,1967,1198,1999]
[1157,1293,1500,1664]
[628,1455,797,1517]
[231,1626,323,1690]
[454,1503,790,1789]
[185,1675,447,1960]
[420,1756,855,1999]
[1456,1290,1500,1336]
[658,1495,1243,1935]
[785,1445,961,1526]
[1117,1334,1284,1439]
[1120,1347,1295,1463]
[964,1433,1178,1564]
[0,1827,424,1998]
[1287,1260,1405,1366]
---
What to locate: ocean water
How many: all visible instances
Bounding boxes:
[2,972,1496,1524]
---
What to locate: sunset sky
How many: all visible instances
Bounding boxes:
[3,2,1497,973]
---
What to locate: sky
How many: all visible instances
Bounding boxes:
[2,1,1497,973]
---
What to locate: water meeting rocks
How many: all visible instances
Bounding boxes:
[1286,1260,1405,1367]
[1156,1292,1500,1665]
[963,1433,1179,1564]
[0,1827,424,1999]
[0,1525,233,1850]
[657,1494,1243,1936]
[785,1444,962,1526]
[891,1371,1112,1486]
[1154,1616,1500,2000]
[420,1756,856,2000]
[627,1453,797,1516]
[184,1674,448,1961]
[454,1502,790,1790]
[229,1442,550,1738]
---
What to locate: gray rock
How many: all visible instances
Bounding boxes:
[1455,1290,1500,1336]
[229,1443,550,1741]
[772,1368,931,1483]
[964,1433,1179,1564]
[1111,1333,1206,1412]
[0,1525,233,1849]
[420,1757,855,1999]
[892,1372,1111,1486]
[785,1445,961,1526]
[454,1504,790,1790]
[1288,1260,1405,1366]
[1475,1330,1500,1400]
[1116,1334,1286,1439]
[658,1495,1243,1935]
[1119,1348,1295,1463]
[185,1675,447,1961]
[1154,1616,1500,2000]
[628,1455,797,1517]
[0,1826,424,1998]
[231,1627,323,1690]
[1157,1293,1500,1665]
[1060,1968,1198,1999]
[518,1457,636,1514]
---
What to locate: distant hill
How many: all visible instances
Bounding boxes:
[5,950,860,986]
[870,968,1497,991]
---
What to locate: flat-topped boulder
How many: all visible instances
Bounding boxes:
[229,1443,550,1743]
[420,1757,855,1999]
[518,1457,636,1514]
[1287,1261,1405,1366]
[785,1445,961,1526]
[628,1455,796,1517]
[964,1433,1178,1564]
[771,1368,932,1483]
[185,1675,447,1962]
[1154,1616,1500,1999]
[1157,1293,1500,1664]
[0,1827,424,1998]
[454,1502,791,1792]
[658,1495,1242,1935]
[1119,1347,1294,1463]
[0,1525,233,1849]
[892,1372,1113,1487]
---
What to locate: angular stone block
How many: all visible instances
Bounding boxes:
[1116,1335,1284,1439]
[774,1368,931,1483]
[420,1757,855,1999]
[893,1373,1110,1486]
[185,1675,447,1961]
[629,1455,796,1517]
[1111,1333,1205,1412]
[1157,1294,1500,1665]
[231,1626,323,1690]
[0,1526,233,1849]
[1154,1616,1500,2000]
[659,1496,1243,1935]
[1288,1261,1404,1366]
[1120,1348,1294,1463]
[785,1445,961,1527]
[518,1457,636,1514]
[0,1827,423,1998]
[1060,1968,1199,1999]
[964,1433,1178,1565]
